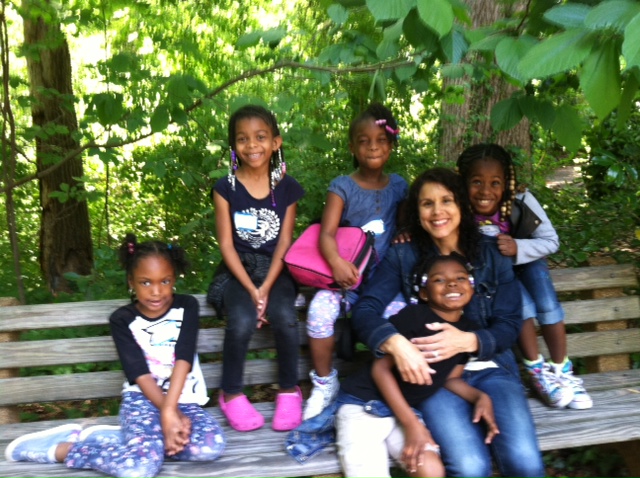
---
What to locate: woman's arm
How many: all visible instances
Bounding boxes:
[352,244,436,385]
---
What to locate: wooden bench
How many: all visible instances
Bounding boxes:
[0,263,639,477]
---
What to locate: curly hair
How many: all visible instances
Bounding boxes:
[456,143,517,221]
[348,102,399,168]
[118,233,190,282]
[403,167,480,261]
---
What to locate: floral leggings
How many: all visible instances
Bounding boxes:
[307,289,406,339]
[65,392,225,478]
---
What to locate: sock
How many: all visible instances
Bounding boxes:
[523,354,544,367]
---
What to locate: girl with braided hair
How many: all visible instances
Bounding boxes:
[5,234,225,476]
[303,103,408,420]
[456,143,592,410]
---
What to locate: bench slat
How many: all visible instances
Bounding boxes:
[561,296,640,325]
[549,263,638,292]
[538,328,640,359]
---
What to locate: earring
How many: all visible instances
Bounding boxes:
[172,286,176,292]
[269,149,284,208]
[228,148,237,191]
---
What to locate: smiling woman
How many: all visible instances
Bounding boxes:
[342,167,545,478]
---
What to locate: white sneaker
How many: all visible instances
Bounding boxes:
[551,359,593,410]
[303,369,339,420]
[524,356,574,408]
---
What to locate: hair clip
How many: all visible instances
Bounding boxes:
[385,125,400,136]
[167,244,172,250]
[375,119,387,126]
[127,242,135,255]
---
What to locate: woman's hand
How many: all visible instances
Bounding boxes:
[381,335,436,385]
[472,393,500,444]
[496,233,517,257]
[161,408,191,456]
[402,423,440,474]
[411,322,478,363]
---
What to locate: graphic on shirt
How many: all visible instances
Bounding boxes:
[235,207,280,249]
[361,218,385,236]
[144,319,182,346]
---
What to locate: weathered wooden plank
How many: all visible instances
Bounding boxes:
[538,329,640,359]
[0,356,366,407]
[549,263,638,292]
[561,296,640,325]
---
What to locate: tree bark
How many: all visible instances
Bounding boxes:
[439,0,531,165]
[23,0,93,293]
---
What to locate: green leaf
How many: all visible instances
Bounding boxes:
[150,105,170,133]
[403,9,440,51]
[383,19,404,42]
[327,4,349,25]
[552,105,585,152]
[93,93,124,126]
[622,13,640,69]
[520,97,556,130]
[495,36,536,83]
[366,0,413,22]
[376,39,399,60]
[441,64,466,79]
[417,0,454,38]
[468,31,506,52]
[166,75,191,105]
[584,0,640,33]
[579,40,621,120]
[171,107,189,125]
[518,29,594,80]
[617,73,639,129]
[543,3,591,29]
[395,64,418,82]
[236,31,261,49]
[490,97,523,131]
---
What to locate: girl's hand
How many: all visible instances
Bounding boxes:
[392,230,412,244]
[496,234,517,257]
[161,408,190,456]
[330,257,360,289]
[252,287,270,328]
[402,423,440,474]
[411,322,477,362]
[472,393,500,444]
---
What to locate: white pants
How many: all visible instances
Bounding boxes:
[335,404,405,478]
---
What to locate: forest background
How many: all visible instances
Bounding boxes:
[2,0,640,475]
[2,0,640,304]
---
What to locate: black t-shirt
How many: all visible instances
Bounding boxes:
[340,304,475,408]
[213,174,305,255]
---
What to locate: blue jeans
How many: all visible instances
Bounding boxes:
[221,272,300,394]
[419,367,544,477]
[517,258,564,325]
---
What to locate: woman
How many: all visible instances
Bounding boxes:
[340,167,544,477]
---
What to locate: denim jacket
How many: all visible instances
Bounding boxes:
[285,390,418,464]
[351,236,522,377]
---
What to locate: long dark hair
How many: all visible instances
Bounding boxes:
[404,167,480,261]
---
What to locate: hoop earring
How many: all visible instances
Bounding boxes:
[228,148,237,191]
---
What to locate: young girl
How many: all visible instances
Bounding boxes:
[456,143,593,410]
[337,254,499,478]
[303,103,408,420]
[5,234,225,476]
[210,104,305,432]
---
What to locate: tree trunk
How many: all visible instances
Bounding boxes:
[439,0,531,165]
[23,0,93,293]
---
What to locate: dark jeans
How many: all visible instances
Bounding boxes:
[220,272,300,394]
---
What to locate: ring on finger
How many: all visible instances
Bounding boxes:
[433,350,439,358]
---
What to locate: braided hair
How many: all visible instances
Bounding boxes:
[227,104,285,206]
[348,102,399,168]
[456,143,517,222]
[403,167,480,262]
[118,233,189,286]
